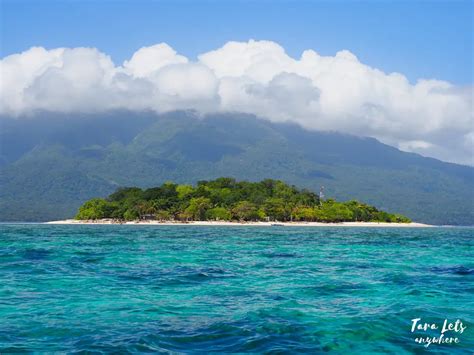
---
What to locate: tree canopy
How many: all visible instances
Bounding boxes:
[75,177,411,223]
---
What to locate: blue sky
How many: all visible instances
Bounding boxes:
[1,0,472,85]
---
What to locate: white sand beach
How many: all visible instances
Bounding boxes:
[46,219,432,227]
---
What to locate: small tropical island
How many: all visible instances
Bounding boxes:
[47,178,430,226]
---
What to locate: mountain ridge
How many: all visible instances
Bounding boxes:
[1,110,472,224]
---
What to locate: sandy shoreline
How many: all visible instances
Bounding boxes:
[46,219,433,227]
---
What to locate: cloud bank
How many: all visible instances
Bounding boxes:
[1,40,472,164]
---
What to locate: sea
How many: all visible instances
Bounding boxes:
[0,224,473,353]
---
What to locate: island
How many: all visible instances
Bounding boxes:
[47,178,433,226]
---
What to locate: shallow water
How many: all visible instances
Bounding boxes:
[0,224,473,353]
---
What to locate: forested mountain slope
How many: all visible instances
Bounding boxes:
[1,111,472,224]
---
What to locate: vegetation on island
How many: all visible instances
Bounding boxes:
[75,178,411,223]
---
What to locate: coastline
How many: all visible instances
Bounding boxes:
[45,219,433,227]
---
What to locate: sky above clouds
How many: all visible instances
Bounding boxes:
[1,1,472,165]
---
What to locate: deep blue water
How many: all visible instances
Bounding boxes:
[0,224,473,353]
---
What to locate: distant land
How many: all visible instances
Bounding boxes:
[71,178,412,224]
[1,111,473,225]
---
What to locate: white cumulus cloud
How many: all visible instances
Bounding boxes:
[123,43,188,78]
[0,40,472,165]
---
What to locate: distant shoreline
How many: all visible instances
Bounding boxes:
[46,219,433,227]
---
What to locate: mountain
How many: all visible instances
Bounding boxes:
[1,111,472,224]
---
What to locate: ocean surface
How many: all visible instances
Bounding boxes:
[0,224,472,353]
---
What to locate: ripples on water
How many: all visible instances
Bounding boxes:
[0,225,473,353]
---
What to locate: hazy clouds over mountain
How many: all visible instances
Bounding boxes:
[1,40,472,164]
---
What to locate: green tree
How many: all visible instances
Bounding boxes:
[263,198,287,221]
[185,197,211,220]
[292,206,316,221]
[75,198,112,220]
[206,207,231,221]
[317,202,354,222]
[232,201,259,221]
[155,210,171,221]
[123,208,139,221]
[176,184,194,199]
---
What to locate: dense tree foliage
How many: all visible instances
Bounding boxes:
[75,178,411,223]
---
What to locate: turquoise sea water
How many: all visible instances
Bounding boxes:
[0,224,473,353]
